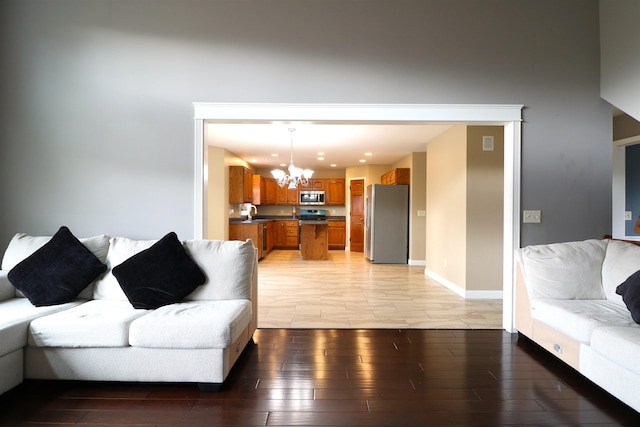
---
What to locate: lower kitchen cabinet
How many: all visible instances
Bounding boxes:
[328,220,346,250]
[229,223,264,259]
[275,220,299,249]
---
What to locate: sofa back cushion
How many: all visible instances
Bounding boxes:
[1,232,110,300]
[183,239,255,301]
[519,239,607,301]
[92,237,158,300]
[602,240,640,307]
[93,237,255,302]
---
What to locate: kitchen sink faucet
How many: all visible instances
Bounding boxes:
[241,203,258,220]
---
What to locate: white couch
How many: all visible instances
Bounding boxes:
[0,231,257,395]
[515,238,640,412]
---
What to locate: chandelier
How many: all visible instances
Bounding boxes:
[271,128,313,189]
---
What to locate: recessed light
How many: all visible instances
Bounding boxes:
[317,152,325,156]
[364,152,373,156]
[272,153,279,157]
[359,159,366,163]
[330,164,337,167]
[317,157,324,161]
[280,163,286,167]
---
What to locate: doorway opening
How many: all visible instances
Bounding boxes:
[193,103,523,332]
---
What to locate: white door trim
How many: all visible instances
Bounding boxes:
[193,102,523,332]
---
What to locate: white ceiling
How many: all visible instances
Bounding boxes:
[205,122,452,170]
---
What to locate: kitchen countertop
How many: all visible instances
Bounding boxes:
[299,220,329,225]
[230,216,344,224]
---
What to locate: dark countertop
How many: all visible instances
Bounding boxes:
[230,216,345,224]
[299,220,329,225]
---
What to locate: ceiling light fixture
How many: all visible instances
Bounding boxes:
[271,128,313,189]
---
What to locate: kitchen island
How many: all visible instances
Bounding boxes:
[299,220,329,260]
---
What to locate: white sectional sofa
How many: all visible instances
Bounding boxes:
[0,227,257,395]
[516,238,640,412]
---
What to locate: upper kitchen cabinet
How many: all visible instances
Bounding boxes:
[381,168,410,185]
[252,175,277,205]
[229,166,253,204]
[306,179,325,190]
[276,185,298,205]
[325,179,345,205]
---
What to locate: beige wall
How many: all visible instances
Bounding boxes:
[206,147,249,240]
[426,126,468,287]
[408,153,426,263]
[425,125,504,294]
[466,126,504,291]
[613,114,640,141]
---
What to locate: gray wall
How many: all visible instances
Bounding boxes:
[0,0,611,249]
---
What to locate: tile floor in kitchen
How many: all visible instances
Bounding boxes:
[258,249,503,329]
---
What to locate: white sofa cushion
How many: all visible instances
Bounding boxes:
[0,298,84,353]
[519,239,607,300]
[602,240,640,307]
[589,326,640,377]
[183,239,255,301]
[129,300,252,349]
[28,300,149,348]
[92,237,158,300]
[1,232,110,300]
[532,299,636,344]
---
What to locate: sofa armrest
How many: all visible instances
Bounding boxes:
[514,260,533,338]
[0,270,16,301]
[249,247,258,338]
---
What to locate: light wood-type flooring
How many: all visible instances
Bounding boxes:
[258,250,503,329]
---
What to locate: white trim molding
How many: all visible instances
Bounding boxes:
[193,102,523,332]
[424,269,503,300]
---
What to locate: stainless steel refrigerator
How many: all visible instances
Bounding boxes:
[365,184,409,264]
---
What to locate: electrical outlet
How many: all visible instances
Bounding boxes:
[625,211,633,221]
[417,210,426,217]
[523,210,541,223]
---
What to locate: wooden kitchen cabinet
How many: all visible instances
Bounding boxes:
[328,220,346,250]
[276,185,298,205]
[264,177,277,204]
[275,220,299,248]
[302,179,325,190]
[265,221,276,252]
[381,168,410,185]
[252,175,265,205]
[325,179,345,205]
[229,166,253,204]
[229,222,263,259]
[252,176,277,205]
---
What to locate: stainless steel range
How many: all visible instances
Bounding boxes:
[299,209,327,221]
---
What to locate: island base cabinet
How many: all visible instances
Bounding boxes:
[300,223,329,260]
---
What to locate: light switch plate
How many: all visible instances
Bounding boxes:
[625,211,633,221]
[523,210,541,223]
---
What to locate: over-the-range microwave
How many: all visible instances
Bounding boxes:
[299,190,325,205]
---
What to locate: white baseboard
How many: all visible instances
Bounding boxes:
[408,259,426,266]
[424,268,503,300]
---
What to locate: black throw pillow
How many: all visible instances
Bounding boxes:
[616,270,640,324]
[112,232,206,309]
[8,226,107,306]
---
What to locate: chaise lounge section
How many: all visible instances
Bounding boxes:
[0,228,257,395]
[516,238,640,412]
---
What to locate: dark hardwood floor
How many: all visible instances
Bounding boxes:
[1,329,639,426]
